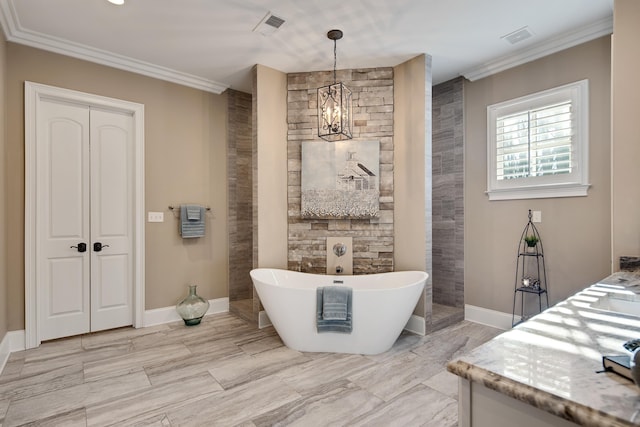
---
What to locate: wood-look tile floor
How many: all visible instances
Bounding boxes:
[0,313,501,427]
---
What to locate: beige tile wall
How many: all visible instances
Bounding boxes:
[227,89,253,301]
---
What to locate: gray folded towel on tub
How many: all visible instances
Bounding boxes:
[317,286,352,333]
[322,286,349,320]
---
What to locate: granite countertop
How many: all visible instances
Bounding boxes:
[447,271,640,427]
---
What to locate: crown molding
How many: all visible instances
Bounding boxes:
[0,0,228,94]
[462,16,613,82]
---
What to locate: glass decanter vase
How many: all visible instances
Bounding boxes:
[176,285,209,326]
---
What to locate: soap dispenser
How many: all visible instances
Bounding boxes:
[631,349,640,386]
[624,339,640,386]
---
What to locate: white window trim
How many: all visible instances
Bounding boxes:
[486,79,590,201]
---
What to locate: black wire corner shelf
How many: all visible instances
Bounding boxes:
[512,209,550,327]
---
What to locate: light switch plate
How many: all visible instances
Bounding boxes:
[148,212,164,222]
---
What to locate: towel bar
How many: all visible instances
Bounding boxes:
[168,205,211,211]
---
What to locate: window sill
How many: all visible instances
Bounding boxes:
[486,183,590,201]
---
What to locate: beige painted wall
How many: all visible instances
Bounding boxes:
[465,36,612,314]
[254,65,288,269]
[394,54,431,316]
[612,0,640,267]
[0,38,7,338]
[5,43,228,330]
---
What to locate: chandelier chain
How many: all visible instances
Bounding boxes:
[333,39,337,84]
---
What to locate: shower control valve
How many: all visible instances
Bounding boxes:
[333,243,347,257]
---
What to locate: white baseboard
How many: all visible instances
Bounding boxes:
[0,331,11,374]
[9,330,25,351]
[143,297,229,327]
[404,314,426,336]
[258,310,272,329]
[465,304,515,331]
[0,330,26,374]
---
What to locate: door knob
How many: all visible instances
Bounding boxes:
[93,242,110,252]
[70,243,87,253]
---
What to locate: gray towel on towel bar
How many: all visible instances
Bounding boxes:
[316,286,352,333]
[186,205,201,220]
[180,204,206,238]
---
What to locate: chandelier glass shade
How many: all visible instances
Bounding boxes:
[318,82,352,141]
[318,29,353,141]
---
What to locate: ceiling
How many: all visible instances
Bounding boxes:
[0,0,614,94]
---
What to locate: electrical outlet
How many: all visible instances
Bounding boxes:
[532,211,542,223]
[148,212,164,222]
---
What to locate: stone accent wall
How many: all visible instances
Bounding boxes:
[432,77,464,307]
[287,68,394,274]
[227,89,253,301]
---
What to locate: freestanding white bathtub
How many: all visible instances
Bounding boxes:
[250,268,428,355]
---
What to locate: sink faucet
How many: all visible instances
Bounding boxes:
[336,266,343,274]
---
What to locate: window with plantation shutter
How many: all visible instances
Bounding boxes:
[487,80,590,200]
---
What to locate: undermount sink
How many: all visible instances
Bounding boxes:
[591,294,640,317]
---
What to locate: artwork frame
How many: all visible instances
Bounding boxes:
[301,140,380,219]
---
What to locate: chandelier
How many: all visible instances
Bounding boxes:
[317,29,353,141]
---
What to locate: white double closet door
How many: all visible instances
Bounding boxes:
[37,99,134,341]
